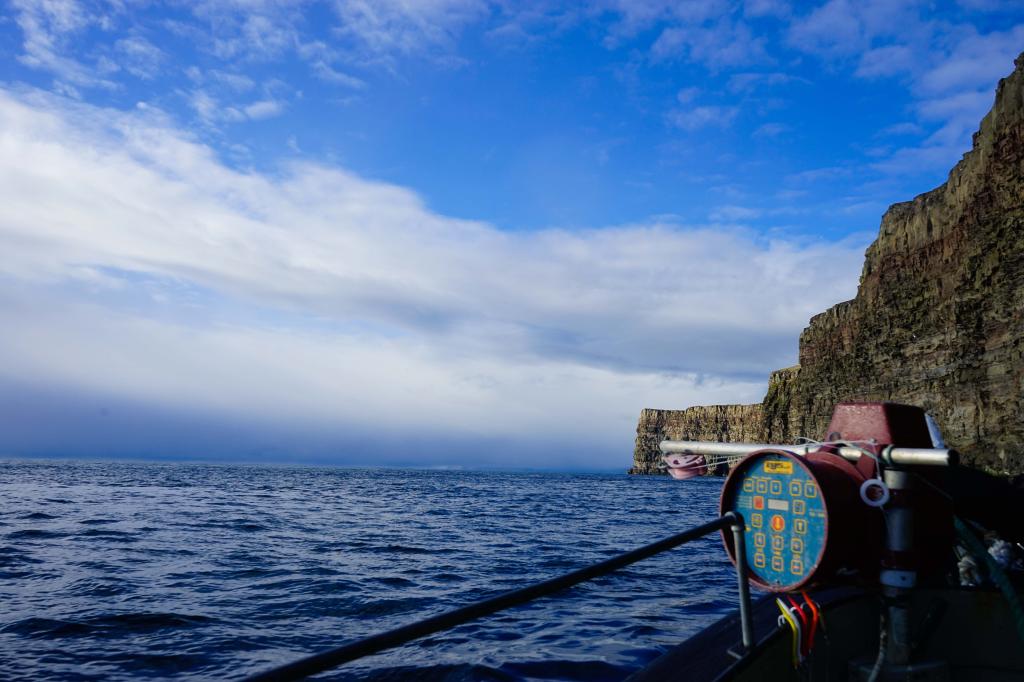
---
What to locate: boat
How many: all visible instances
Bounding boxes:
[247,401,1024,682]
[661,450,749,479]
[662,452,708,478]
[635,401,1024,681]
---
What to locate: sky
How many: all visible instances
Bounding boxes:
[0,0,1021,470]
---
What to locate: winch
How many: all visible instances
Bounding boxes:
[716,403,955,592]
[709,402,957,679]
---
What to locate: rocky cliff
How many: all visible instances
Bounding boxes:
[629,404,763,474]
[633,53,1024,476]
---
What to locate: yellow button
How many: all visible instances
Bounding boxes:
[752,513,763,528]
[743,479,754,492]
[771,555,784,572]
[791,538,804,553]
[754,533,766,548]
[793,500,806,515]
[795,519,807,535]
[754,552,766,568]
[771,535,784,552]
[770,480,782,495]
[790,481,802,496]
[804,482,818,498]
[756,479,768,494]
[791,559,804,575]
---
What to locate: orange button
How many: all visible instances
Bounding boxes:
[770,515,785,532]
[753,496,764,510]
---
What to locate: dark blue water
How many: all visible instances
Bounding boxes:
[0,461,736,680]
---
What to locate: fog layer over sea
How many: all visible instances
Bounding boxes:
[0,461,736,680]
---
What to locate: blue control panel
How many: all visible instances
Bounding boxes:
[723,452,827,590]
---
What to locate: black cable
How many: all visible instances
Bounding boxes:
[866,605,887,682]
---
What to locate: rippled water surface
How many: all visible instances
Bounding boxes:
[0,461,736,680]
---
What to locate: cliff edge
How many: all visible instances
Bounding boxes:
[633,53,1024,476]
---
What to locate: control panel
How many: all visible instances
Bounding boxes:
[721,451,828,591]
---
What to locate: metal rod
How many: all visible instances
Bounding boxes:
[726,511,755,651]
[660,440,957,467]
[246,516,736,682]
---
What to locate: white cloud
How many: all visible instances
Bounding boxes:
[597,0,731,42]
[744,0,790,18]
[727,71,806,93]
[676,86,701,103]
[186,90,288,124]
[0,87,867,464]
[855,44,915,78]
[11,0,114,88]
[785,165,852,183]
[243,98,287,119]
[787,0,924,58]
[667,104,739,130]
[752,122,789,138]
[867,27,1022,174]
[956,0,1012,11]
[330,0,490,64]
[709,205,762,221]
[786,0,864,56]
[916,25,1024,96]
[651,19,767,69]
[114,36,164,79]
[878,122,924,136]
[785,2,1024,177]
[188,89,246,123]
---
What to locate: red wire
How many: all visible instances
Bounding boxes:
[801,590,821,652]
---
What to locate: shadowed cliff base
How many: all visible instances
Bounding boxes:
[632,52,1024,476]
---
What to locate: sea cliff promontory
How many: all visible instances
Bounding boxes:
[632,53,1024,476]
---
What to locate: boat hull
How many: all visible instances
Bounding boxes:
[663,454,708,479]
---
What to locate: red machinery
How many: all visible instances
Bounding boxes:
[715,402,954,592]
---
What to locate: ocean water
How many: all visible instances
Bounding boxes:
[0,461,737,681]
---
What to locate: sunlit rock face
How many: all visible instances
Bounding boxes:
[634,53,1024,476]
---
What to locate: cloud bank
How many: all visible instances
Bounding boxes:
[0,87,867,467]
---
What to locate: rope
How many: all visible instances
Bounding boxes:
[954,517,1024,644]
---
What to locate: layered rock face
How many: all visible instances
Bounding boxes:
[633,54,1024,475]
[629,404,763,474]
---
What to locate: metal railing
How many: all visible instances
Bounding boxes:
[246,512,754,681]
[660,440,958,467]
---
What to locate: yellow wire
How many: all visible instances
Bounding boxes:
[776,599,800,667]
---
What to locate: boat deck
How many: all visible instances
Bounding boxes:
[629,586,1024,681]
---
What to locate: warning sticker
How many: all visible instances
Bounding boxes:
[763,460,793,474]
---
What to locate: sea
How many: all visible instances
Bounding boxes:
[0,460,737,681]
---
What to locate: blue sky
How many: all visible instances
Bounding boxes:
[0,0,1021,469]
